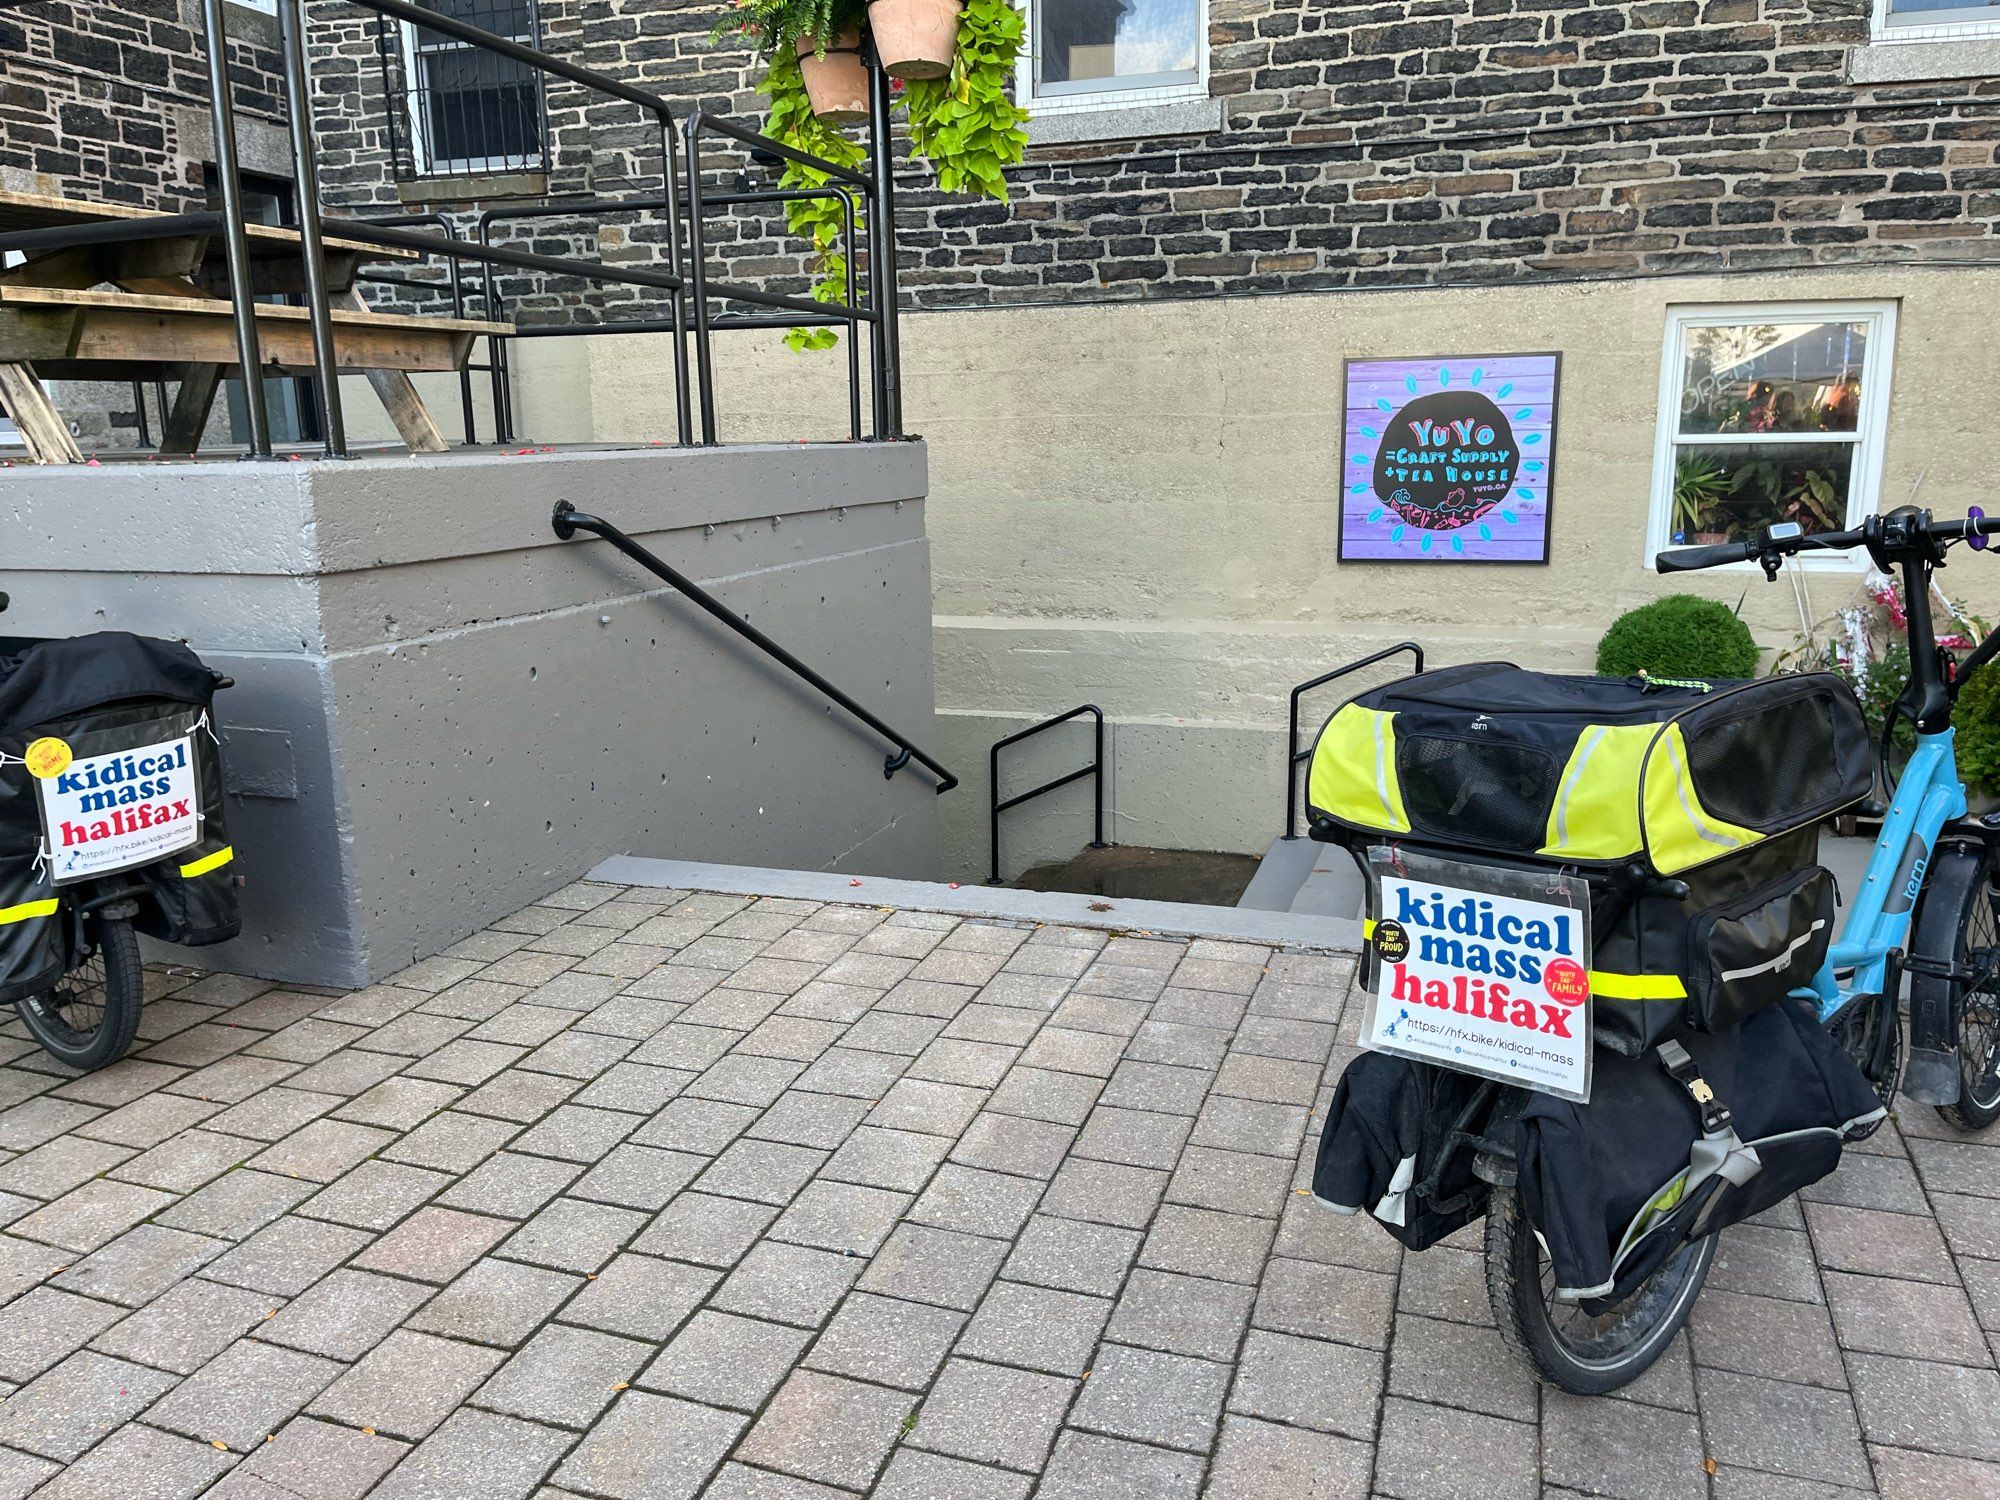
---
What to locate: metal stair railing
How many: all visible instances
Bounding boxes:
[196,0,904,458]
[988,706,1108,885]
[1282,643,1424,841]
[549,502,956,794]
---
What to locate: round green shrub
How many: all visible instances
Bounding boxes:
[1954,663,2000,796]
[1595,595,1759,680]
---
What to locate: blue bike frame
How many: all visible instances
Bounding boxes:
[1803,728,1967,1018]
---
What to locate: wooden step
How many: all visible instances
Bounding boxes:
[0,284,511,379]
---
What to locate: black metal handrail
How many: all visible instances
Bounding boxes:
[988,705,1107,885]
[1283,643,1425,840]
[470,188,867,444]
[192,0,906,460]
[194,0,692,455]
[549,502,956,794]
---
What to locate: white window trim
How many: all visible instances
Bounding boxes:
[399,9,543,176]
[1016,0,1209,118]
[1645,301,1900,572]
[1871,0,2000,43]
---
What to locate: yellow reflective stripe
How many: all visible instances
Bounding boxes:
[0,899,57,925]
[1588,970,1687,1001]
[1362,918,1377,938]
[1538,723,1656,863]
[1307,706,1410,835]
[179,846,234,879]
[1641,724,1761,875]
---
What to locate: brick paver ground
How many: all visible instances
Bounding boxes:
[0,879,1994,1497]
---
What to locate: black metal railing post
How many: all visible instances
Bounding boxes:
[988,706,1108,885]
[199,0,272,457]
[278,0,348,458]
[1283,643,1425,840]
[681,119,719,445]
[658,116,694,447]
[550,502,956,793]
[865,44,903,439]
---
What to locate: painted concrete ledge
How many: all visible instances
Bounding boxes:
[590,855,1366,952]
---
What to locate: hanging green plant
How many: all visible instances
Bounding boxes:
[719,0,1028,349]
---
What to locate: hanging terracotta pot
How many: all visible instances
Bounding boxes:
[796,28,869,124]
[867,0,962,80]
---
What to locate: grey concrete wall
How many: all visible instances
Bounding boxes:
[2,441,940,985]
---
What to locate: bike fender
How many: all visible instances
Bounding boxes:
[1906,839,1986,1105]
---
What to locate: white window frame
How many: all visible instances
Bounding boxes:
[1872,0,2000,42]
[228,0,278,13]
[1017,0,1208,118]
[399,4,544,176]
[1646,301,1900,572]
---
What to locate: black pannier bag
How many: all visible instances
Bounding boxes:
[1516,995,1884,1306]
[1312,1050,1492,1251]
[0,633,239,1004]
[1316,663,1865,1055]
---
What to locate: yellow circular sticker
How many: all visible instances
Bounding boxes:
[23,737,71,780]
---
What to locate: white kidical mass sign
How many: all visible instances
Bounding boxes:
[36,734,202,884]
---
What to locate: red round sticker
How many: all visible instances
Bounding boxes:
[1543,958,1590,1007]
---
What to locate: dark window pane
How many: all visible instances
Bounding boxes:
[414,0,533,50]
[1667,442,1856,545]
[1037,0,1198,91]
[1887,0,2000,20]
[1676,320,1868,437]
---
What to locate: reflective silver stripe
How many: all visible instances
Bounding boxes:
[1666,738,1740,851]
[1373,715,1396,825]
[1552,726,1608,849]
[1719,919,1828,983]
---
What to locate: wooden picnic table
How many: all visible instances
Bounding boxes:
[0,189,509,461]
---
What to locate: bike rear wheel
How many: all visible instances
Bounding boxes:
[1485,1183,1714,1394]
[19,914,144,1071]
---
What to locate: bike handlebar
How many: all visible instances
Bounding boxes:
[1654,511,2000,576]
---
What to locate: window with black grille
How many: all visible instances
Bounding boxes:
[382,0,548,179]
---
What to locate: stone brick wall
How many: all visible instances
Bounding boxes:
[0,0,286,211]
[1,1,288,449]
[302,0,2000,324]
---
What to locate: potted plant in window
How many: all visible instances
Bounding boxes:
[1672,454,1731,545]
[716,0,1028,349]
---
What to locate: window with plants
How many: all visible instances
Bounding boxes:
[715,0,1029,349]
[1652,303,1897,558]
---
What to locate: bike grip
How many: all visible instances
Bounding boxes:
[1654,541,1754,573]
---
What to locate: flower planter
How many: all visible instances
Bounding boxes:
[796,28,869,123]
[867,0,961,79]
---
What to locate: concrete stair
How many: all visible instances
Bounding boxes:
[1238,835,1365,919]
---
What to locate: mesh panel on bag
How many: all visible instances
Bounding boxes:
[1397,735,1559,850]
[1685,692,1843,831]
